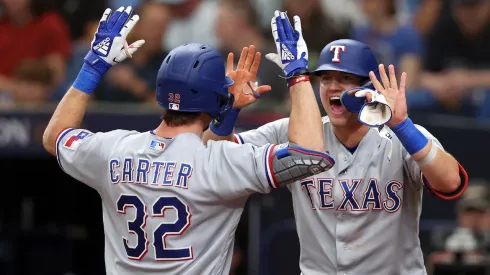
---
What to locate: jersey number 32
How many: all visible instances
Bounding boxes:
[117,194,192,261]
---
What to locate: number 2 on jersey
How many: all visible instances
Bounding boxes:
[116,195,192,261]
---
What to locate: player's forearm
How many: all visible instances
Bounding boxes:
[288,80,325,152]
[43,87,90,155]
[202,129,234,144]
[390,118,463,195]
[412,140,461,193]
[206,108,241,143]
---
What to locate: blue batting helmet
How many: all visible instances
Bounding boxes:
[313,39,380,113]
[313,39,379,84]
[156,43,234,119]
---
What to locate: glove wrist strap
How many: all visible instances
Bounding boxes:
[72,51,113,95]
[290,69,309,77]
[283,59,308,78]
[209,108,240,136]
[72,63,103,95]
[84,51,112,75]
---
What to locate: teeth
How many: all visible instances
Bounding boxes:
[330,96,340,100]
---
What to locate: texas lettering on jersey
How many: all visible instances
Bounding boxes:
[300,177,402,212]
[233,117,444,274]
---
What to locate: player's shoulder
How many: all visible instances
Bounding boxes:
[206,139,250,150]
[79,129,148,149]
[60,128,137,142]
[264,117,290,129]
[94,129,142,139]
[265,116,330,128]
[205,139,264,157]
[57,129,143,158]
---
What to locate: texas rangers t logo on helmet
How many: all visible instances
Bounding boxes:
[330,45,346,63]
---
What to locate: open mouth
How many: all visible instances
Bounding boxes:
[329,96,346,114]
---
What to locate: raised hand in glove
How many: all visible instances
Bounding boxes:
[73,6,145,94]
[265,11,308,78]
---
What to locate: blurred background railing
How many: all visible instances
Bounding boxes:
[1,0,490,274]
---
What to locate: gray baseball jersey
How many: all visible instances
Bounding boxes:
[235,117,448,275]
[55,128,283,275]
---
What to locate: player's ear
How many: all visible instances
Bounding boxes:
[200,112,213,124]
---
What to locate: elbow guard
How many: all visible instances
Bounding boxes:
[270,143,335,187]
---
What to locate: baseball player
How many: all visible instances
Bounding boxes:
[204,11,470,275]
[42,6,335,275]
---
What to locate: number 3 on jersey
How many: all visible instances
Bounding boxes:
[116,195,192,261]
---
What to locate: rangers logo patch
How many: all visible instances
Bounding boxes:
[63,131,90,150]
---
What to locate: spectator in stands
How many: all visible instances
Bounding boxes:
[0,60,54,106]
[477,200,490,252]
[472,180,490,253]
[53,18,100,100]
[93,2,171,103]
[109,0,142,10]
[215,0,288,112]
[445,197,487,252]
[411,0,490,118]
[353,0,423,89]
[154,0,218,50]
[429,181,490,266]
[321,0,366,30]
[411,0,446,35]
[52,0,108,41]
[0,0,71,101]
[280,0,350,115]
[282,0,350,69]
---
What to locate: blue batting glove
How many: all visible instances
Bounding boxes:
[265,11,308,78]
[73,6,145,94]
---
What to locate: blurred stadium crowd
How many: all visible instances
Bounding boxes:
[2,0,490,119]
[2,0,490,274]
